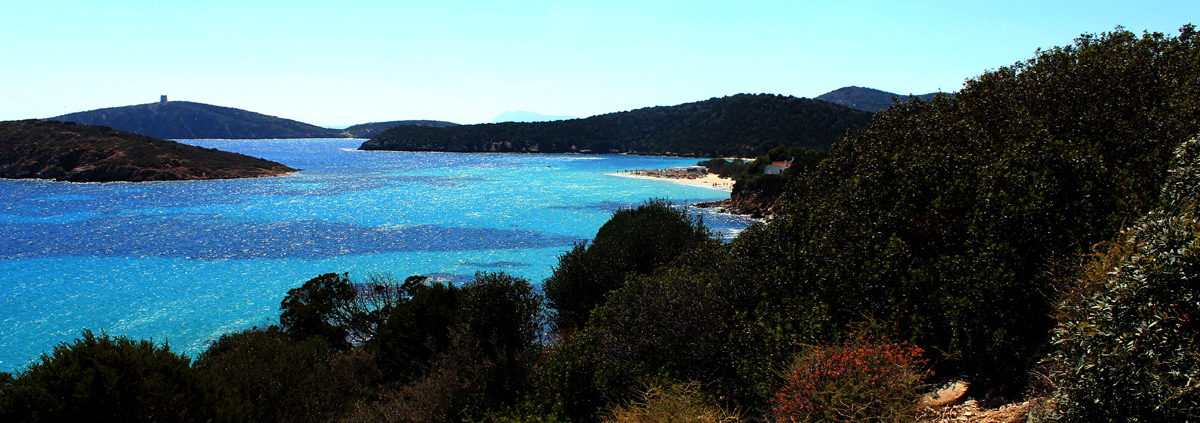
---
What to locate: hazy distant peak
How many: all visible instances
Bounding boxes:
[815,86,945,113]
[494,110,577,123]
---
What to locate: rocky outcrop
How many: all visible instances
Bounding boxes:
[694,175,785,219]
[0,120,296,182]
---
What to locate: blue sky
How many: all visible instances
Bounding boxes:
[1,1,1195,126]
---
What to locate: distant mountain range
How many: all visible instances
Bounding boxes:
[46,101,458,140]
[494,111,578,123]
[815,86,944,112]
[361,94,874,157]
[0,120,294,182]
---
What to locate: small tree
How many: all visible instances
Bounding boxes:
[280,273,356,349]
[370,279,464,382]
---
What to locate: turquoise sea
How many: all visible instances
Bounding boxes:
[0,138,753,372]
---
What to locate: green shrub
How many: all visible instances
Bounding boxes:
[369,280,463,382]
[1039,135,1200,422]
[194,327,378,423]
[0,330,250,422]
[771,336,928,423]
[544,199,716,330]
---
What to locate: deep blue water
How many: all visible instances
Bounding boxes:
[0,138,753,371]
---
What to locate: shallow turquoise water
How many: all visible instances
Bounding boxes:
[0,138,752,371]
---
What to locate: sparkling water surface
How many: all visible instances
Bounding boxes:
[0,138,753,371]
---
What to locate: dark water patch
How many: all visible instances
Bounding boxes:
[423,272,476,284]
[459,261,530,268]
[547,201,636,213]
[0,217,581,260]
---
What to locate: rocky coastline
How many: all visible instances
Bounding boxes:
[0,120,296,182]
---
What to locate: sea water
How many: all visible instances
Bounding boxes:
[0,138,754,371]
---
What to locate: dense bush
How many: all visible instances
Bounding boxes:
[1038,135,1200,422]
[544,199,716,330]
[456,272,547,412]
[737,25,1200,387]
[339,272,546,423]
[586,252,741,405]
[0,330,249,422]
[369,279,464,382]
[772,336,928,423]
[195,327,378,423]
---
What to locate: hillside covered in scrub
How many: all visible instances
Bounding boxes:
[4,26,1200,423]
[359,94,874,157]
[0,120,296,182]
[48,101,349,139]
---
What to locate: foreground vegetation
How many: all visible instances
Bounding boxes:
[3,25,1200,422]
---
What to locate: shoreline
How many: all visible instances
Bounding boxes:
[606,170,734,192]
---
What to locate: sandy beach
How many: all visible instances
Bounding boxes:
[607,170,734,192]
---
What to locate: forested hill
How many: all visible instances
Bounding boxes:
[359,94,874,157]
[0,119,296,182]
[816,86,943,112]
[343,120,459,139]
[48,101,347,139]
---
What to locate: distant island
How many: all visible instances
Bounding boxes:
[493,110,578,123]
[342,120,459,139]
[360,94,874,157]
[815,86,943,112]
[0,120,296,182]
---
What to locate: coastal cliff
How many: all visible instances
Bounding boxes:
[695,174,785,218]
[0,120,296,182]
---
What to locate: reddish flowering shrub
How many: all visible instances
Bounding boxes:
[772,337,929,423]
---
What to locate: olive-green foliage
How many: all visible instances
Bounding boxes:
[458,272,547,411]
[280,272,357,349]
[195,327,378,423]
[525,244,765,423]
[603,382,740,423]
[1039,135,1200,422]
[338,272,546,423]
[737,26,1200,387]
[521,329,605,423]
[544,199,716,330]
[370,279,463,382]
[0,330,250,422]
[587,251,739,405]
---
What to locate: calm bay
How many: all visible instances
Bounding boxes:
[0,138,753,371]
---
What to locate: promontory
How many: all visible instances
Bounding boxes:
[0,119,296,182]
